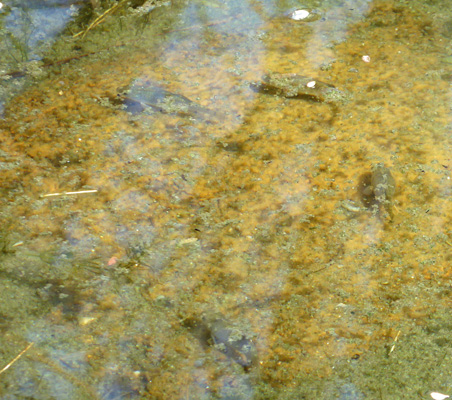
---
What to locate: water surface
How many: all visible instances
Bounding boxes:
[1,0,452,398]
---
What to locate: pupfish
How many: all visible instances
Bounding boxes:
[250,73,349,104]
[183,312,257,370]
[368,163,396,219]
[203,313,257,369]
[108,81,217,121]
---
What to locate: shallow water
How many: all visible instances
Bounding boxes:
[1,0,452,398]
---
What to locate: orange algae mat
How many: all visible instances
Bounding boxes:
[1,0,452,398]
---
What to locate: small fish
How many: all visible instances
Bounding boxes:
[250,73,348,104]
[361,163,396,219]
[183,312,257,370]
[203,313,257,369]
[108,81,217,121]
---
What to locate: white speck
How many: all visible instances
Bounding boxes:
[306,80,316,88]
[431,392,450,400]
[291,9,310,20]
[79,316,96,326]
[179,237,198,245]
[362,55,371,63]
[0,3,3,10]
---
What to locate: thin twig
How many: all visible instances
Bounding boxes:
[74,0,129,39]
[0,342,34,375]
[40,189,98,198]
[388,330,401,355]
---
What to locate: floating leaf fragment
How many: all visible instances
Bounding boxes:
[431,393,450,400]
[286,8,322,22]
[290,9,310,20]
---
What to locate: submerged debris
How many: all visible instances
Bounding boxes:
[341,199,364,214]
[250,73,349,104]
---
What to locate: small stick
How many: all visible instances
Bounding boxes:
[41,189,98,198]
[388,330,401,355]
[0,342,34,375]
[305,266,328,276]
[74,0,128,39]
